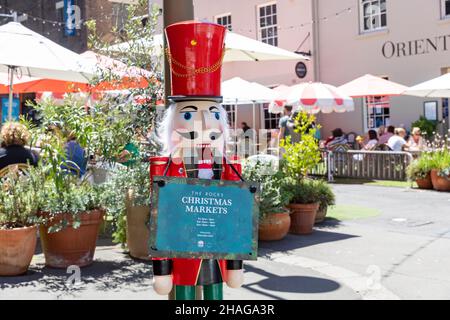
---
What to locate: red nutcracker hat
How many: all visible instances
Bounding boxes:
[165,21,226,103]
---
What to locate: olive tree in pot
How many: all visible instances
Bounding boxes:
[279,111,323,234]
[0,167,43,276]
[23,108,106,269]
[243,159,291,241]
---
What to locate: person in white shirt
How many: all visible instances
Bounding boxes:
[387,128,409,151]
[360,129,379,150]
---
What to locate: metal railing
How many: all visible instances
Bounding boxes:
[324,150,414,182]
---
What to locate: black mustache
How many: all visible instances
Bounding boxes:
[176,131,198,140]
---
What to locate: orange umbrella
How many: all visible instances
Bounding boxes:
[0,51,155,94]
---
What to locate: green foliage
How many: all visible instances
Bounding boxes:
[0,167,44,229]
[315,179,336,210]
[86,0,163,154]
[100,162,151,245]
[280,112,321,179]
[429,149,450,177]
[243,160,290,221]
[282,178,324,204]
[40,175,104,233]
[406,152,433,180]
[411,116,437,139]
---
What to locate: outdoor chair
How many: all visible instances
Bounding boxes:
[328,143,349,175]
[0,163,31,179]
[345,132,358,149]
[374,144,392,151]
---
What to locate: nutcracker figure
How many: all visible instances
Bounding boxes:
[149,21,244,300]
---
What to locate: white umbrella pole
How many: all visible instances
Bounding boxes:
[252,101,256,129]
[8,66,14,121]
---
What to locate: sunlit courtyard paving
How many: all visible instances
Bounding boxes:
[2,183,449,300]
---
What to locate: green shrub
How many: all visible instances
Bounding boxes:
[411,116,437,139]
[282,178,323,205]
[429,149,450,177]
[0,167,44,229]
[243,159,290,221]
[406,153,433,180]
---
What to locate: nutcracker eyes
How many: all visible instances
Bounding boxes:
[209,106,220,120]
[183,112,192,120]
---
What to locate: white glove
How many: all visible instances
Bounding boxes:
[153,275,173,295]
[226,269,244,288]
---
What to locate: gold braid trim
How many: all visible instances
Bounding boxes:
[165,48,225,78]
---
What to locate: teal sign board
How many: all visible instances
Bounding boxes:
[1,97,20,123]
[149,176,259,260]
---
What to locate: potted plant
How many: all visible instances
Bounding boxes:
[429,149,450,192]
[38,173,105,268]
[23,110,106,268]
[243,158,291,241]
[406,153,433,189]
[284,178,322,235]
[315,180,336,223]
[0,167,42,276]
[102,162,151,259]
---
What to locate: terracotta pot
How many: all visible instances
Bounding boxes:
[288,202,319,235]
[416,173,433,190]
[0,225,37,276]
[430,170,450,192]
[39,209,104,268]
[126,192,150,260]
[258,212,291,241]
[315,205,328,223]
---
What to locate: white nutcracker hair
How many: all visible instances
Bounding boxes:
[157,102,230,156]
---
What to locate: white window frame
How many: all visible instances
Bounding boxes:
[359,0,387,34]
[442,0,450,19]
[257,1,278,47]
[215,13,232,31]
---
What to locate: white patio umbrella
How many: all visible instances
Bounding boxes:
[403,73,450,97]
[270,82,355,114]
[222,77,277,130]
[108,31,309,62]
[0,22,95,120]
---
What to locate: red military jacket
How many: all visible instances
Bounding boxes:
[149,156,242,286]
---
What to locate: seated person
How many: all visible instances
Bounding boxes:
[359,130,378,150]
[62,133,87,176]
[325,128,348,149]
[117,141,140,167]
[379,125,395,145]
[408,127,425,151]
[0,122,39,170]
[387,128,409,152]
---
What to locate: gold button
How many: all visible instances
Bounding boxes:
[190,39,197,46]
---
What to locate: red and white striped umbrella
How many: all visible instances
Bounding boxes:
[270,82,354,114]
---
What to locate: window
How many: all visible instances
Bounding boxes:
[258,2,278,46]
[365,96,391,129]
[224,105,236,127]
[360,0,387,33]
[216,14,232,31]
[442,0,450,18]
[263,104,281,129]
